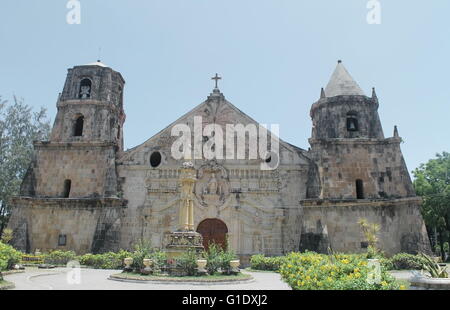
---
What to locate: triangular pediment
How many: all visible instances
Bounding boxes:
[119,89,309,166]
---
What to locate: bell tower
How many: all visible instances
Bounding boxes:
[20,61,126,199]
[51,61,125,151]
[8,61,126,254]
[308,61,415,200]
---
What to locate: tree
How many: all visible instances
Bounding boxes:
[413,152,450,260]
[0,96,50,235]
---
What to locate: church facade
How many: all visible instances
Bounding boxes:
[7,61,431,262]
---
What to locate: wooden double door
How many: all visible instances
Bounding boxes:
[196,218,228,251]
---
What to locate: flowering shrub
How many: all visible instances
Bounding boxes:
[279,252,404,290]
[0,242,22,271]
[250,254,286,271]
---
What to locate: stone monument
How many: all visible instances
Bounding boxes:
[165,161,204,259]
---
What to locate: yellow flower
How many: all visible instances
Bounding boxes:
[341,259,350,264]
[381,281,388,287]
[399,285,406,290]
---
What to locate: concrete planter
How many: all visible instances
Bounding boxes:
[230,260,240,274]
[123,257,133,272]
[143,259,153,268]
[141,258,154,275]
[410,275,450,290]
[230,260,240,269]
[197,259,207,275]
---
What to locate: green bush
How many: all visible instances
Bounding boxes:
[0,242,22,271]
[219,249,237,274]
[279,252,404,290]
[379,257,394,271]
[177,249,198,276]
[130,239,154,270]
[149,249,167,271]
[203,243,223,274]
[78,251,131,269]
[250,254,285,271]
[43,250,77,265]
[390,253,427,270]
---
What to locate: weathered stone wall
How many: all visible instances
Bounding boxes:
[299,198,431,255]
[8,197,124,254]
[308,138,416,199]
[26,143,118,198]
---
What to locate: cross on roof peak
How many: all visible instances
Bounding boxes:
[211,73,222,89]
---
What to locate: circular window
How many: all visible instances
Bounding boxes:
[150,151,162,168]
[262,151,279,169]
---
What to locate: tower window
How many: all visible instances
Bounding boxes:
[346,112,359,132]
[63,179,72,198]
[79,78,92,99]
[356,179,364,199]
[150,152,162,168]
[74,115,84,136]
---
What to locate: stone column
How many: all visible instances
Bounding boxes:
[165,161,204,259]
[178,161,197,231]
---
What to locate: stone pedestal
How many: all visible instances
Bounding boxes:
[164,161,205,262]
[165,231,204,260]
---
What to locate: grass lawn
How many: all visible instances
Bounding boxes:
[111,272,252,282]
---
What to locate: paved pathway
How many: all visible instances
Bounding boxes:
[4,267,291,290]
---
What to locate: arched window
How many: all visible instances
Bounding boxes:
[74,115,84,136]
[79,78,92,99]
[63,179,72,198]
[356,179,364,199]
[346,112,359,132]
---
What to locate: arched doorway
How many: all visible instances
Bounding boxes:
[196,219,228,251]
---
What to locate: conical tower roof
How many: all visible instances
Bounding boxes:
[324,61,365,97]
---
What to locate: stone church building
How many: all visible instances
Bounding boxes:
[8,61,431,261]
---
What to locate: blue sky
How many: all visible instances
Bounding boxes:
[0,1,448,172]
